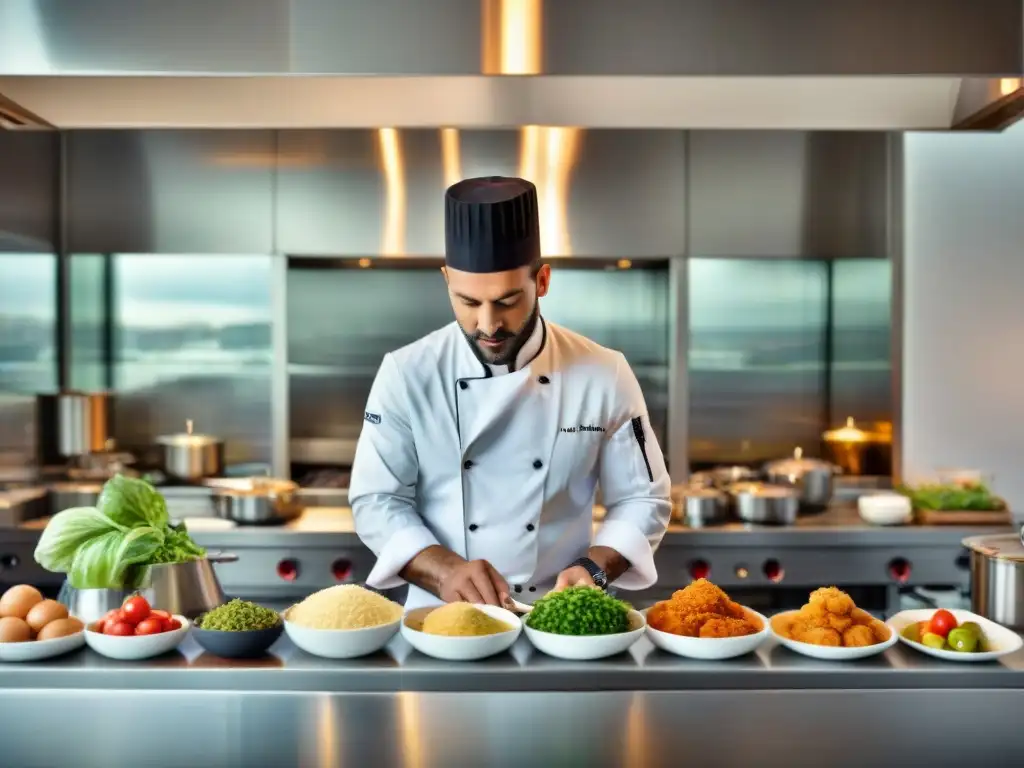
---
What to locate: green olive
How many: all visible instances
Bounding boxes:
[921,632,947,650]
[947,627,979,653]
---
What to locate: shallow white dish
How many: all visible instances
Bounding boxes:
[525,609,646,661]
[769,610,897,661]
[0,629,86,663]
[284,610,401,659]
[84,615,190,660]
[858,493,913,526]
[887,608,1023,662]
[402,605,521,661]
[646,607,769,660]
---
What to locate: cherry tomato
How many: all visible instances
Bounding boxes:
[104,609,125,624]
[121,596,151,625]
[92,619,107,634]
[150,609,172,623]
[106,621,135,636]
[928,609,958,639]
[134,618,166,636]
[166,618,182,631]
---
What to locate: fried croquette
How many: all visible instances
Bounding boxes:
[649,579,759,638]
[777,587,886,648]
[842,624,875,647]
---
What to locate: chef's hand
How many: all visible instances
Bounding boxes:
[439,558,511,607]
[552,566,596,592]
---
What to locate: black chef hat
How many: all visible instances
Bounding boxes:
[444,176,541,273]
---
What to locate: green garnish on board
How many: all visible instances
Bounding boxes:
[896,481,1005,512]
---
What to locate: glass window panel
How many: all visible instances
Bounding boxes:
[69,254,108,392]
[830,259,893,428]
[287,263,670,463]
[112,254,273,466]
[688,259,828,465]
[0,253,56,467]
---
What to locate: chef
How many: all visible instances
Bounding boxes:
[349,176,672,610]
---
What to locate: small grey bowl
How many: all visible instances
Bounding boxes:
[192,618,284,659]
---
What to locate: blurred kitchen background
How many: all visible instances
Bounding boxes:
[0,128,897,487]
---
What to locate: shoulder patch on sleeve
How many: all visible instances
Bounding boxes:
[364,411,382,425]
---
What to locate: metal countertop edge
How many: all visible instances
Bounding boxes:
[1,670,1021,693]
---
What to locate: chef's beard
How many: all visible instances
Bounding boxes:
[464,301,540,368]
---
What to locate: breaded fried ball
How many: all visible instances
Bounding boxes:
[807,587,855,616]
[869,620,890,643]
[842,624,876,647]
[794,625,842,647]
[850,608,874,625]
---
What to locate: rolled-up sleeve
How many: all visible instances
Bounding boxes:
[593,353,672,590]
[349,354,438,589]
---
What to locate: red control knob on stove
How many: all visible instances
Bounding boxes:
[763,559,785,583]
[277,558,299,582]
[688,559,710,580]
[888,557,911,584]
[331,558,353,582]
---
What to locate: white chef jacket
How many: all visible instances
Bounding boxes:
[348,316,672,610]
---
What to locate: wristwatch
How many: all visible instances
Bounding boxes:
[569,557,609,589]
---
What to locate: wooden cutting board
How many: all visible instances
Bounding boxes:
[916,508,1013,526]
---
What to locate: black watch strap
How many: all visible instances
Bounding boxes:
[570,557,609,589]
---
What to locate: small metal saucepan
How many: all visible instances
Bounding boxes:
[728,482,800,526]
[763,448,840,512]
[963,533,1024,632]
[207,477,304,525]
[672,484,730,527]
[156,419,225,482]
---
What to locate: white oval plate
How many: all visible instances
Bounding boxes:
[0,629,86,662]
[85,615,190,660]
[524,609,646,661]
[402,605,521,661]
[887,608,1023,662]
[646,607,769,660]
[769,610,897,660]
[285,612,401,659]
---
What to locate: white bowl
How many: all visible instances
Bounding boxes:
[284,611,401,659]
[0,629,86,662]
[84,615,190,660]
[887,608,1024,662]
[646,607,769,660]
[401,605,522,661]
[858,493,912,526]
[769,610,897,660]
[524,609,646,661]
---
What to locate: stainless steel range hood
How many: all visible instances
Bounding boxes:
[0,0,1021,131]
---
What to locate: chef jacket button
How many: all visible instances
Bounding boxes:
[459,380,469,390]
[532,459,543,470]
[528,586,537,593]
[538,375,550,384]
[463,459,474,470]
[513,585,522,593]
[526,523,535,532]
[468,524,479,532]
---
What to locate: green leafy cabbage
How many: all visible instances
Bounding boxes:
[33,474,205,589]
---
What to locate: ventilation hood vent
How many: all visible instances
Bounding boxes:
[0,0,1020,131]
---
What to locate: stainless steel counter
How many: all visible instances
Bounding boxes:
[4,632,1024,693]
[2,634,1024,767]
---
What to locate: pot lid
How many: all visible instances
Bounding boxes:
[156,419,221,445]
[765,447,837,475]
[962,533,1024,563]
[823,417,893,444]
